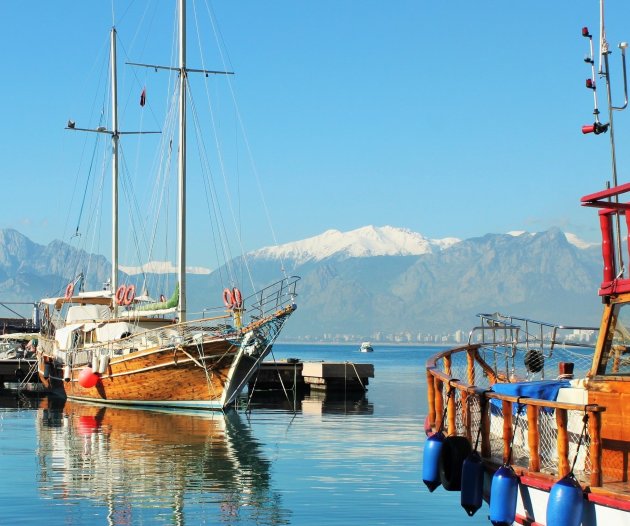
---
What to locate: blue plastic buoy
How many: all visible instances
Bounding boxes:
[546,474,584,526]
[422,431,445,492]
[489,465,519,526]
[460,451,484,516]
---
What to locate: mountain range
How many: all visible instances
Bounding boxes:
[0,226,604,340]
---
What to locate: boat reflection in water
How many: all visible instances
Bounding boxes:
[248,389,374,416]
[36,398,289,525]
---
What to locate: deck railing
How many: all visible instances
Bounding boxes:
[245,276,300,320]
[426,344,605,488]
[468,313,598,381]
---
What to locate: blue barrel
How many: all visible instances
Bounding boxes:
[546,474,584,526]
[422,431,445,492]
[489,465,519,526]
[460,451,484,516]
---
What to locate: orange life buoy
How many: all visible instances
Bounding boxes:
[115,285,127,305]
[124,284,136,306]
[223,288,235,308]
[232,287,243,309]
[65,283,74,300]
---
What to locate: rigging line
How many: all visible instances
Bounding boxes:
[187,14,237,283]
[142,88,179,294]
[74,110,106,236]
[192,4,256,293]
[186,83,239,284]
[186,101,232,290]
[114,0,138,27]
[63,39,111,247]
[71,143,108,294]
[72,124,108,272]
[203,0,288,280]
[189,103,237,287]
[118,28,164,132]
[119,146,155,287]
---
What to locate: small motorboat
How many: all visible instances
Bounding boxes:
[360,342,374,353]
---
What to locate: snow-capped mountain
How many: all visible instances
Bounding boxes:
[119,261,211,276]
[0,227,603,337]
[507,230,598,250]
[252,225,461,264]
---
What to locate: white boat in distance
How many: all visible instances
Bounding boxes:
[360,342,374,353]
[36,1,298,410]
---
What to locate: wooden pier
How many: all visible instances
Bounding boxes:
[249,360,374,394]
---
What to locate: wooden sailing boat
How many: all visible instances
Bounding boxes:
[36,1,298,410]
[422,4,630,524]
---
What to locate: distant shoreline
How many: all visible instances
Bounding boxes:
[277,340,451,348]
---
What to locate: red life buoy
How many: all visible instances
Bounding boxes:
[232,287,243,308]
[223,288,235,308]
[124,284,136,306]
[115,285,127,305]
[65,283,74,300]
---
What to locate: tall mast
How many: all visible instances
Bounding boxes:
[177,0,187,323]
[111,27,120,309]
[125,0,231,321]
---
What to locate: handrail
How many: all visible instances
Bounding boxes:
[426,343,606,488]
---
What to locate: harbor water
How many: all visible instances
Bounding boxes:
[0,344,489,525]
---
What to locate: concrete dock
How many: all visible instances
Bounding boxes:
[249,360,374,394]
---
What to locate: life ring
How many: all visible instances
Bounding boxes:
[124,284,136,306]
[115,285,127,305]
[439,435,472,491]
[223,288,235,308]
[232,287,243,308]
[65,283,74,300]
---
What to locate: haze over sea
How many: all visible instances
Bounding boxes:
[0,344,489,525]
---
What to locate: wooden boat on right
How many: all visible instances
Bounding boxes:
[423,4,630,525]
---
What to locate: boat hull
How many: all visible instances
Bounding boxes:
[37,337,260,410]
[510,475,630,525]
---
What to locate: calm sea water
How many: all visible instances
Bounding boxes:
[0,344,489,525]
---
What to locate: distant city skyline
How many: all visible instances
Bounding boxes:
[2,2,629,267]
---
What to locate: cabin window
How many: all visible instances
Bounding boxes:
[601,303,630,375]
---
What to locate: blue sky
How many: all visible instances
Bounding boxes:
[2,1,630,267]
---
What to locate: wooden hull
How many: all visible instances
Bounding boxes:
[38,337,260,410]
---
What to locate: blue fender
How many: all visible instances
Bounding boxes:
[489,465,519,526]
[546,474,584,526]
[422,431,445,492]
[460,451,484,516]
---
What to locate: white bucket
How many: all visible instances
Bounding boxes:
[98,355,110,375]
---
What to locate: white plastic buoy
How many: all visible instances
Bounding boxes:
[92,353,99,370]
[98,355,110,374]
[63,365,71,382]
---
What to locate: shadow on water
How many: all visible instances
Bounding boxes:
[31,397,291,525]
[243,387,374,415]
